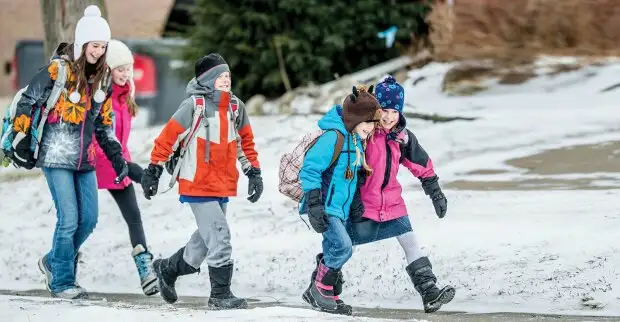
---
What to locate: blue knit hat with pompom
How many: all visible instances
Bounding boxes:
[375,75,405,114]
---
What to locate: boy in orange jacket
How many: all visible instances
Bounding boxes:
[140,53,263,309]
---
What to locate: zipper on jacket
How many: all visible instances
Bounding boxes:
[341,139,354,216]
[381,137,392,190]
[327,184,335,207]
[76,107,89,170]
[378,136,393,216]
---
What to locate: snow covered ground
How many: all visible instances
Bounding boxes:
[0,295,399,322]
[2,57,620,320]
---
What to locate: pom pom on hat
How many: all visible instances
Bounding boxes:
[84,5,101,16]
[73,5,111,60]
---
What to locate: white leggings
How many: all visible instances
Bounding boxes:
[396,231,425,264]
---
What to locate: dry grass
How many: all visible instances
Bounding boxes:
[428,0,620,62]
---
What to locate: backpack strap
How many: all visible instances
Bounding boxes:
[305,129,344,167]
[33,59,68,158]
[329,130,344,166]
[168,95,206,188]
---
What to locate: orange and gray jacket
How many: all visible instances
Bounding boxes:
[149,78,259,197]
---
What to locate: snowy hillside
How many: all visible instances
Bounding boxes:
[2,57,620,320]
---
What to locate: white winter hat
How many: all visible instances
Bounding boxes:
[106,39,134,69]
[106,39,136,99]
[73,5,111,60]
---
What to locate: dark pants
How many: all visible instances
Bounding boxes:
[108,184,147,250]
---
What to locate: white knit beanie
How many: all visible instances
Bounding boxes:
[107,39,136,99]
[73,5,111,60]
[106,39,134,69]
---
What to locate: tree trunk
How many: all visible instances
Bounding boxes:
[40,0,108,59]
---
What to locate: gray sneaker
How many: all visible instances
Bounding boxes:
[52,286,88,300]
[74,251,86,293]
[37,255,52,291]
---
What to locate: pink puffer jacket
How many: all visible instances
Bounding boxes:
[360,126,436,222]
[94,83,132,189]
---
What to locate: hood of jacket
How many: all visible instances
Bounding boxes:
[318,105,348,135]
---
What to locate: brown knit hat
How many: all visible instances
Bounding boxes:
[342,85,382,132]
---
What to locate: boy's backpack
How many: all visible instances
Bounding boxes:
[278,129,345,203]
[165,95,241,188]
[0,58,69,168]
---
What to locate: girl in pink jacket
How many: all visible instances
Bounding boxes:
[93,39,157,296]
[346,76,454,313]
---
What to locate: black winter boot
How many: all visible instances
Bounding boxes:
[302,259,341,312]
[152,247,199,304]
[302,253,352,315]
[207,264,248,310]
[406,257,455,313]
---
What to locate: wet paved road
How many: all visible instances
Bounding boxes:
[1,289,616,321]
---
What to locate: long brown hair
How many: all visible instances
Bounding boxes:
[126,95,138,117]
[63,43,109,95]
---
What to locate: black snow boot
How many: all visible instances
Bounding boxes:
[303,253,352,315]
[152,247,199,304]
[207,264,248,310]
[406,257,455,313]
[302,258,342,313]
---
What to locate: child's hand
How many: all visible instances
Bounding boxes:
[141,164,163,200]
[430,190,447,218]
[306,189,328,233]
[421,175,448,218]
[244,167,263,203]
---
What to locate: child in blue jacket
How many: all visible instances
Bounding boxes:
[299,86,381,314]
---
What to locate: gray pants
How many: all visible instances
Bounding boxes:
[182,201,233,269]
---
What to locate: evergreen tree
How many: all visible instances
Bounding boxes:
[181,0,432,98]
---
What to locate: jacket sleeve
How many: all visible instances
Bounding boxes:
[400,129,436,179]
[299,131,338,191]
[234,99,260,169]
[94,97,123,162]
[12,62,56,133]
[149,98,194,165]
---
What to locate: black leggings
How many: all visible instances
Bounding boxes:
[108,184,148,251]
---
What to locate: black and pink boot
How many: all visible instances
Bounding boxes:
[302,259,341,313]
[303,253,352,315]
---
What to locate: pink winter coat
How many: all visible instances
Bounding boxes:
[94,83,133,189]
[360,126,436,222]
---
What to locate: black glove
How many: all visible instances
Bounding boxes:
[111,156,129,184]
[306,189,329,233]
[10,133,36,169]
[141,164,163,200]
[244,167,263,203]
[127,161,144,183]
[421,175,447,218]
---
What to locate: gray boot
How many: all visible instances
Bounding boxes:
[406,257,455,313]
[303,259,339,312]
[302,253,352,315]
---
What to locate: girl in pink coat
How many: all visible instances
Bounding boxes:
[346,76,454,313]
[93,39,157,296]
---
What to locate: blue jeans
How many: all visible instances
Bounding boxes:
[42,168,98,293]
[346,216,413,246]
[322,216,353,270]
